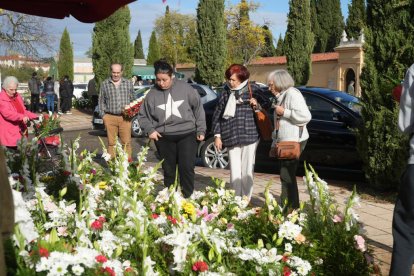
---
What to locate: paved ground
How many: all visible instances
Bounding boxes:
[57,109,404,275]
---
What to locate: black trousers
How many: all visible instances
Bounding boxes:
[154,132,197,198]
[30,94,40,112]
[279,140,307,209]
[390,164,414,275]
[61,96,72,112]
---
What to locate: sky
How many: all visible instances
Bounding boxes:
[44,0,351,58]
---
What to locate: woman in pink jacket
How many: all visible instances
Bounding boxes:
[0,76,38,147]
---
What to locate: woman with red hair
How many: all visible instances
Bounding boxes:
[211,64,271,201]
[0,76,38,147]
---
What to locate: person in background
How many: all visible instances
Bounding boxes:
[347,80,355,95]
[98,63,134,159]
[138,60,206,198]
[28,72,41,113]
[0,76,38,148]
[268,69,311,209]
[211,64,270,201]
[43,76,55,113]
[390,63,414,275]
[0,148,14,276]
[87,76,99,109]
[59,75,74,114]
[53,76,61,114]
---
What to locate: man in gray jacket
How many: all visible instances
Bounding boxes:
[28,72,41,112]
[391,63,414,275]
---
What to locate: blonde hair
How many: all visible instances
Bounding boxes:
[268,69,295,92]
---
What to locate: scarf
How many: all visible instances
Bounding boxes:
[222,79,248,120]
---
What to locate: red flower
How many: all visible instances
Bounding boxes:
[95,255,108,263]
[192,261,209,272]
[282,255,289,262]
[152,213,159,219]
[128,157,133,163]
[63,170,71,176]
[104,267,115,276]
[125,267,133,272]
[91,220,103,231]
[98,216,106,223]
[38,247,49,258]
[283,266,291,276]
[167,215,177,225]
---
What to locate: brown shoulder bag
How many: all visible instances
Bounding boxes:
[248,82,273,141]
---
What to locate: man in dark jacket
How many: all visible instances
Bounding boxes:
[59,75,74,114]
[87,76,98,109]
[28,72,41,112]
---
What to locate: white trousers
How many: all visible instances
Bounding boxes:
[228,140,259,200]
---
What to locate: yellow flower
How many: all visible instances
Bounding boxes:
[219,218,228,225]
[182,202,196,216]
[183,214,188,219]
[96,181,107,189]
[159,206,165,212]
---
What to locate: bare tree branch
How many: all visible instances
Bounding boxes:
[0,11,55,58]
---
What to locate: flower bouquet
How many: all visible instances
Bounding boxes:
[34,112,62,145]
[122,95,147,120]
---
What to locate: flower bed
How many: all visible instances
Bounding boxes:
[4,138,378,275]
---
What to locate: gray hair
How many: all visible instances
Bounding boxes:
[268,69,295,92]
[2,76,19,90]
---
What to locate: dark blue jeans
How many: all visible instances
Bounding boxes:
[46,94,55,113]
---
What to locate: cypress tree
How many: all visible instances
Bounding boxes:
[92,6,134,91]
[345,0,366,40]
[314,0,344,52]
[147,31,161,65]
[285,0,314,85]
[275,34,284,56]
[134,30,145,59]
[194,0,226,86]
[259,25,276,57]
[57,28,74,81]
[310,0,321,53]
[356,0,414,190]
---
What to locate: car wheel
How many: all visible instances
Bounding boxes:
[200,137,229,169]
[131,117,143,137]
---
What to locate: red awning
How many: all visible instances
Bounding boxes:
[0,0,137,23]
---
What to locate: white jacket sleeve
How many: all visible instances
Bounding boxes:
[398,64,414,134]
[282,89,312,125]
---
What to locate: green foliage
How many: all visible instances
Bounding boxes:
[134,30,145,59]
[154,5,196,67]
[57,28,74,81]
[345,0,366,40]
[92,6,134,91]
[259,25,276,57]
[0,65,34,84]
[147,31,161,66]
[275,34,284,56]
[285,0,314,85]
[194,0,226,86]
[225,0,265,65]
[313,0,345,53]
[356,0,414,190]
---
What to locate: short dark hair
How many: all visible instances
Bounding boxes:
[154,59,173,76]
[32,72,37,77]
[225,64,250,82]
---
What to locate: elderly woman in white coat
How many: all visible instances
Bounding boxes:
[268,70,311,209]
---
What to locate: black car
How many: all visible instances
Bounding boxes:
[197,86,362,172]
[92,83,219,137]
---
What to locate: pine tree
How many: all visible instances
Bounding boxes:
[275,34,284,56]
[147,31,160,65]
[194,0,226,86]
[134,30,145,59]
[310,0,321,53]
[259,25,276,57]
[314,0,344,53]
[345,0,366,40]
[92,6,134,90]
[57,28,74,81]
[285,0,314,85]
[356,0,414,190]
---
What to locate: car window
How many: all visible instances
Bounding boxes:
[191,84,217,105]
[191,84,207,97]
[303,93,342,122]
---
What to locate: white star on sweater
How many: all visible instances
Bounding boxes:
[157,94,184,121]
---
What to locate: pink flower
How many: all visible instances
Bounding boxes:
[332,214,343,223]
[354,235,366,252]
[91,220,103,231]
[196,206,217,222]
[90,168,97,175]
[95,255,108,263]
[98,216,106,223]
[103,266,115,276]
[152,213,159,219]
[192,261,208,272]
[57,226,68,236]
